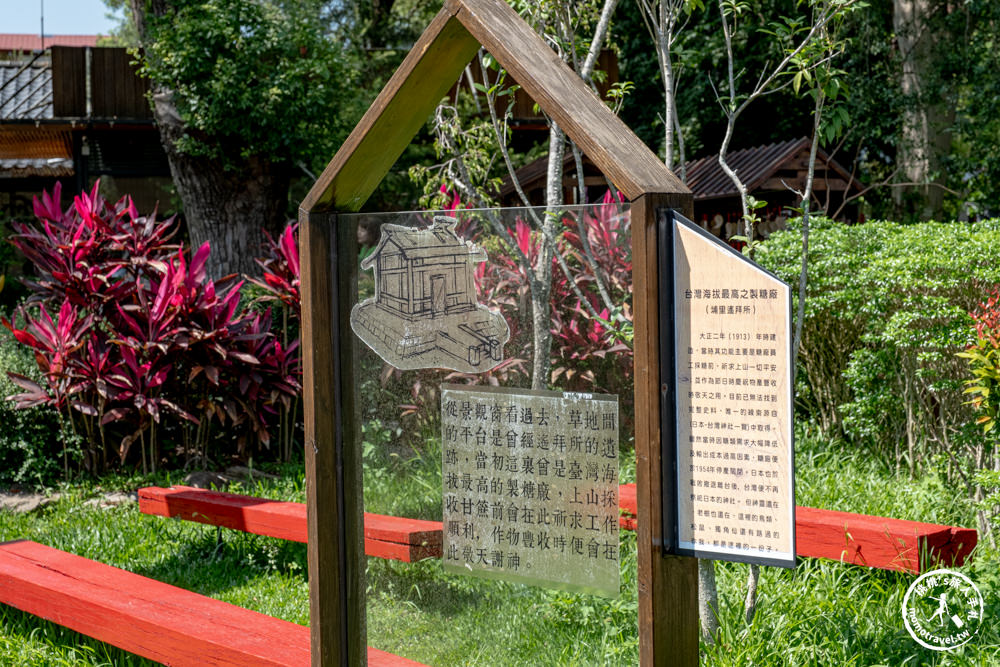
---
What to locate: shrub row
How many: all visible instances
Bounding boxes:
[757,217,1000,472]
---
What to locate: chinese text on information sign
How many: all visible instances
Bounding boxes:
[441,384,620,596]
[673,219,794,567]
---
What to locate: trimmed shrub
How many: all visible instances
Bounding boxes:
[757,217,1000,471]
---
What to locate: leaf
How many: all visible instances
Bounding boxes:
[162,400,199,425]
[118,429,142,462]
[6,373,45,394]
[228,351,260,365]
[101,407,132,426]
[71,400,98,416]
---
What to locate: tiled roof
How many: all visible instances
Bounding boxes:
[684,138,810,200]
[0,34,99,51]
[0,57,53,119]
[0,157,73,178]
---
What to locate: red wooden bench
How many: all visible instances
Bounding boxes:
[138,485,443,562]
[793,506,977,574]
[0,540,424,666]
[139,484,976,574]
[618,484,975,573]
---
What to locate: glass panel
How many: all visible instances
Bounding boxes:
[344,200,637,665]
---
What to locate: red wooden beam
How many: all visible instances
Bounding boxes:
[364,512,443,562]
[618,484,976,573]
[793,505,977,574]
[0,540,424,667]
[139,486,308,541]
[138,485,977,573]
[138,486,443,563]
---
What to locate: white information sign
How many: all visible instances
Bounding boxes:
[668,212,795,568]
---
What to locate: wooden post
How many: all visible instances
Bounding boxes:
[300,210,366,666]
[632,192,699,666]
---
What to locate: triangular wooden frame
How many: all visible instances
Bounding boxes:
[300,0,688,213]
[297,2,694,665]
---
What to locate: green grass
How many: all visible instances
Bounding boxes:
[0,429,997,666]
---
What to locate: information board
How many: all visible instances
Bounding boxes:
[660,211,795,568]
[441,384,620,596]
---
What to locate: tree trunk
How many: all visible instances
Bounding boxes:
[893,0,952,220]
[656,16,676,172]
[793,88,825,385]
[698,558,720,642]
[744,563,760,624]
[132,0,291,279]
[148,92,290,279]
[529,122,565,391]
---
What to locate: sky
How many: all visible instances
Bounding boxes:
[2,0,123,36]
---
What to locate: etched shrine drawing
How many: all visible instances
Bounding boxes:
[351,216,510,372]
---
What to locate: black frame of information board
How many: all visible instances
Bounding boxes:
[657,208,797,569]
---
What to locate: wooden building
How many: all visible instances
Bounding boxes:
[497,151,608,206]
[499,137,862,240]
[0,34,98,57]
[684,137,862,239]
[0,41,171,217]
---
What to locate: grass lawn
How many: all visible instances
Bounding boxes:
[0,425,997,666]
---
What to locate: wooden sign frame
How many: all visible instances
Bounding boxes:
[297,0,695,664]
[658,210,796,569]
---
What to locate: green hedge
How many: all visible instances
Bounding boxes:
[0,324,65,486]
[756,217,1000,471]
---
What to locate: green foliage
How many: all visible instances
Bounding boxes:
[362,418,440,520]
[959,342,1000,437]
[730,194,767,256]
[915,2,1000,220]
[139,0,354,171]
[408,102,504,211]
[0,325,66,487]
[757,217,1000,471]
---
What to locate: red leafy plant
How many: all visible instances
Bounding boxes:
[471,190,633,394]
[250,223,300,319]
[2,183,300,474]
[248,222,302,462]
[550,191,633,393]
